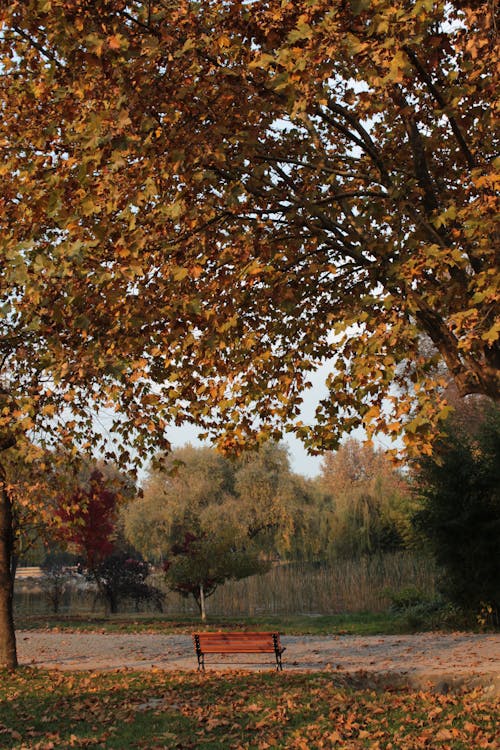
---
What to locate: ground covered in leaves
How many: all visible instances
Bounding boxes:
[0,669,498,749]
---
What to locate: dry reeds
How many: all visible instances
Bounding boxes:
[14,552,436,617]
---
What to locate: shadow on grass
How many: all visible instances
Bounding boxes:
[0,668,497,749]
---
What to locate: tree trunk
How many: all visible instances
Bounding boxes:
[10,551,18,580]
[0,471,18,669]
[199,582,207,622]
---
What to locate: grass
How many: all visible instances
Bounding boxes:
[14,611,422,636]
[0,668,497,749]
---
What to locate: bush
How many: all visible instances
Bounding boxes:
[387,585,430,613]
[413,404,500,624]
[386,586,465,631]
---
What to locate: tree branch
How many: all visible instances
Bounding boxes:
[402,45,477,169]
[12,26,63,68]
[320,100,391,187]
[392,87,440,216]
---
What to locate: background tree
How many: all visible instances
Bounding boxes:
[54,468,162,614]
[412,400,500,622]
[273,475,333,563]
[122,444,296,562]
[122,445,236,564]
[40,551,78,615]
[318,440,415,559]
[55,469,119,569]
[80,552,164,615]
[122,444,293,618]
[232,442,296,554]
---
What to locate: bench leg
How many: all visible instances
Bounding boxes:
[197,653,205,671]
[275,651,283,671]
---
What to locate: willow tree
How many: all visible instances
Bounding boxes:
[319,439,414,558]
[123,446,274,620]
[0,0,498,666]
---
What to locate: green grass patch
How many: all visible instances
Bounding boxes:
[15,611,411,636]
[0,668,497,749]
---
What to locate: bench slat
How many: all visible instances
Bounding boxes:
[198,645,276,653]
[196,632,278,641]
[197,634,276,644]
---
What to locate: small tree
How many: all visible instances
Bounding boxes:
[82,552,164,615]
[55,469,162,614]
[413,402,500,622]
[164,530,270,621]
[55,469,118,569]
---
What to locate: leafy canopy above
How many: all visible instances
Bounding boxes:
[0,0,498,465]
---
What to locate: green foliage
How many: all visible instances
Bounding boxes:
[123,444,288,617]
[164,530,270,616]
[413,401,500,622]
[233,441,297,545]
[289,440,415,561]
[386,585,431,613]
[123,440,420,569]
[122,443,295,563]
[385,585,466,632]
[122,445,237,562]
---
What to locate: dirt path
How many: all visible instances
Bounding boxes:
[16,631,500,694]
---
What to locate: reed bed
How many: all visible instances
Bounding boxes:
[14,553,436,617]
[209,553,436,616]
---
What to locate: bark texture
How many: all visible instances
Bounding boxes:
[0,461,17,669]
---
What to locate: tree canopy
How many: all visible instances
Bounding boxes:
[122,443,294,562]
[319,439,414,558]
[1,0,498,463]
[123,445,286,618]
[0,0,498,666]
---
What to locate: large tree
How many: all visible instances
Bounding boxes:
[0,0,498,665]
[122,443,293,563]
[122,445,237,563]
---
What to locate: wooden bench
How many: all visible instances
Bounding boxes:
[193,632,285,671]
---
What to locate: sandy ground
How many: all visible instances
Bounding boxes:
[16,631,500,695]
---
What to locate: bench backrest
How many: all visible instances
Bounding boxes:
[194,632,281,653]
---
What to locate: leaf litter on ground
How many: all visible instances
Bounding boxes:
[0,668,498,749]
